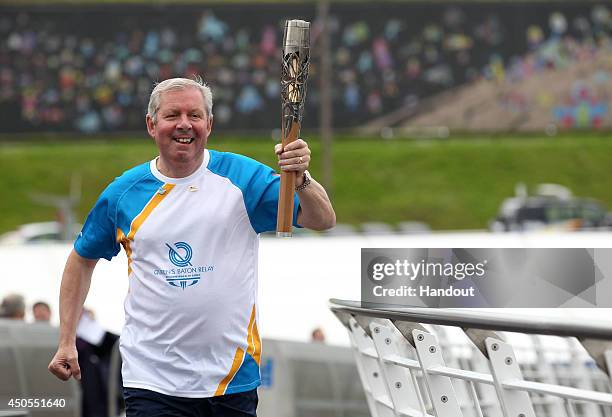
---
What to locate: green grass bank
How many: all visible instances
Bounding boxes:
[1,134,611,234]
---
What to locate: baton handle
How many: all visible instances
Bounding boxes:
[276,120,301,237]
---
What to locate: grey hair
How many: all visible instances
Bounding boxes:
[147,76,213,123]
[0,293,25,319]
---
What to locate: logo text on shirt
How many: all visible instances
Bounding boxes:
[153,242,214,289]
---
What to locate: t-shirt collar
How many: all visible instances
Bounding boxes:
[150,149,209,184]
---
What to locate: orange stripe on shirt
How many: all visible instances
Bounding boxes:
[251,314,261,366]
[117,184,173,277]
[116,228,133,276]
[127,183,174,241]
[214,347,245,396]
[246,305,261,365]
[215,304,261,395]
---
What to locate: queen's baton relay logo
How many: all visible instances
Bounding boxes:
[167,242,193,267]
[153,241,214,290]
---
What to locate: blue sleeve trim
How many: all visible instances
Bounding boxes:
[207,150,300,234]
[74,162,155,261]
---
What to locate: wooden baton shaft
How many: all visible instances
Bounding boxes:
[276,120,301,236]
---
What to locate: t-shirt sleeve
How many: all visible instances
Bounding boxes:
[247,164,301,234]
[74,188,120,261]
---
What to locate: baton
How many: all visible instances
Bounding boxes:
[276,19,310,238]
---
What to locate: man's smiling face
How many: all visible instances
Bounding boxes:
[146,86,212,176]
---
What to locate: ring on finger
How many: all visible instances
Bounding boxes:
[298,156,303,163]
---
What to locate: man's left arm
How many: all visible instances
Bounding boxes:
[276,139,336,231]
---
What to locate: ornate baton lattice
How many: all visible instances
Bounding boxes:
[281,50,310,135]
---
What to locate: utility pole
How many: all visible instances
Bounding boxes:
[318,0,333,196]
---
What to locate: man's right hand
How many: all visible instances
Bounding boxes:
[48,344,81,381]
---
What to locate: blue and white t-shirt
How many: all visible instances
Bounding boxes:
[74,149,300,398]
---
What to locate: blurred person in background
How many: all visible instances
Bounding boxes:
[48,76,335,416]
[76,307,123,417]
[311,327,326,343]
[32,301,52,322]
[0,293,26,320]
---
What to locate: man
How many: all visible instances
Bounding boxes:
[48,77,335,416]
[33,301,52,322]
[0,293,25,320]
[311,327,326,343]
[75,308,124,417]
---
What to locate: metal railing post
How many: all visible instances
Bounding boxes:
[349,317,395,417]
[369,321,431,417]
[485,337,536,417]
[412,329,464,417]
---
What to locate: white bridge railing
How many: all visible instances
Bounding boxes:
[330,299,612,417]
